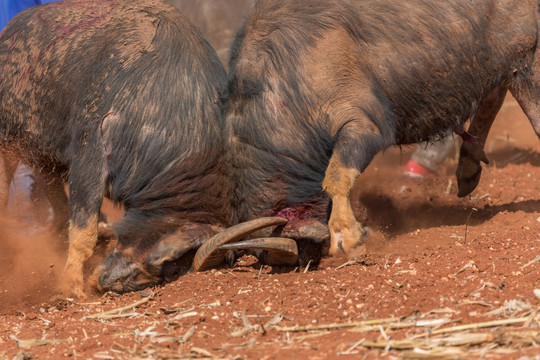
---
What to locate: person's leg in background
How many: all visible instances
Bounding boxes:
[404,134,457,179]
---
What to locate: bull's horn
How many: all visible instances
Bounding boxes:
[219,237,298,265]
[192,217,288,271]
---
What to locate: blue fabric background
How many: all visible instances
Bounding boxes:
[1,0,58,30]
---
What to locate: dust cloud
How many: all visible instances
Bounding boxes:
[0,216,65,314]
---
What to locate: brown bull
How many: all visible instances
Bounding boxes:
[223,0,540,257]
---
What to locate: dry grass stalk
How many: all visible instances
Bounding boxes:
[498,330,540,347]
[265,313,284,327]
[361,330,540,358]
[86,293,154,320]
[279,317,453,334]
[291,331,331,342]
[340,338,365,355]
[414,317,535,338]
[303,260,313,273]
[400,347,470,360]
[276,317,397,332]
[231,325,257,338]
[484,300,531,318]
[173,311,198,321]
[11,335,67,348]
[361,339,419,350]
[231,311,259,337]
[430,333,493,347]
[361,333,490,351]
[190,347,216,357]
[89,312,138,320]
[456,301,493,308]
[335,259,359,270]
[463,208,477,244]
[182,326,196,343]
[521,255,540,269]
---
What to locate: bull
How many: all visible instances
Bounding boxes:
[0,0,280,297]
[218,0,540,259]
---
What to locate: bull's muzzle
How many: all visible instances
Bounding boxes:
[94,251,160,293]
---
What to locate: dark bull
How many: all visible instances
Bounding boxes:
[223,0,540,257]
[0,0,239,297]
[0,0,296,296]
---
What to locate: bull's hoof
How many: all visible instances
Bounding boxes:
[58,272,87,300]
[456,164,482,197]
[192,217,294,271]
[456,143,489,197]
[328,221,369,257]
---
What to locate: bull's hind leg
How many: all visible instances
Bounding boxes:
[322,123,385,257]
[0,154,18,215]
[60,160,104,298]
[456,87,507,197]
[40,175,69,246]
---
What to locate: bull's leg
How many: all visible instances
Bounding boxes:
[323,155,365,256]
[456,87,507,197]
[0,155,17,215]
[40,175,69,246]
[322,126,383,256]
[60,162,104,298]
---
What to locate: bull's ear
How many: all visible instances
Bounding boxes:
[192,217,289,271]
[146,223,217,275]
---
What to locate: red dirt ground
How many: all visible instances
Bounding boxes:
[0,95,539,359]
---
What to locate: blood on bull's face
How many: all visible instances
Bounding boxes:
[223,0,540,258]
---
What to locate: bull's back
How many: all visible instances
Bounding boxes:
[0,0,225,166]
[230,0,538,145]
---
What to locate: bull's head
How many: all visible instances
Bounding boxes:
[93,217,299,293]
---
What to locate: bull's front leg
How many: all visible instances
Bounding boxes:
[456,87,506,197]
[322,119,384,257]
[323,154,367,256]
[61,214,100,298]
[60,158,105,299]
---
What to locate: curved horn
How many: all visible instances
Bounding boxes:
[219,237,298,266]
[192,217,288,271]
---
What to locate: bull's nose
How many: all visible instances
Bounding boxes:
[95,251,158,293]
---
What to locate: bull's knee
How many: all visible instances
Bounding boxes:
[323,155,367,256]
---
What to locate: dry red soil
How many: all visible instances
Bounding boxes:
[1,95,540,359]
